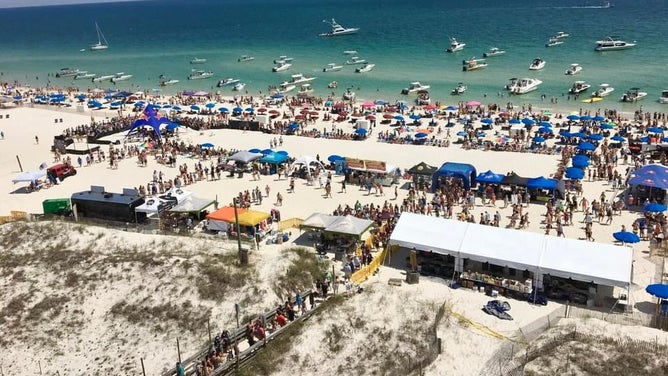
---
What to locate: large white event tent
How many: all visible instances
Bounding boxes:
[389,212,633,290]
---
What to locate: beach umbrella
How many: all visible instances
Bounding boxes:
[248,148,262,153]
[275,150,288,156]
[424,104,437,110]
[588,134,603,141]
[245,107,254,113]
[415,132,428,139]
[233,106,243,113]
[173,105,182,111]
[328,155,344,162]
[639,136,650,143]
[480,118,493,124]
[564,167,585,180]
[361,101,375,108]
[571,132,587,138]
[560,131,573,138]
[466,100,481,107]
[200,142,214,149]
[646,284,668,299]
[218,107,229,113]
[445,105,458,111]
[375,99,388,106]
[567,114,580,121]
[365,115,376,121]
[165,123,179,131]
[271,93,285,99]
[600,123,614,130]
[205,102,216,109]
[382,114,394,120]
[647,127,664,133]
[611,135,626,142]
[644,203,667,213]
[294,114,305,120]
[261,149,273,155]
[522,118,535,126]
[537,127,553,134]
[287,123,299,131]
[592,115,605,122]
[577,141,596,151]
[509,118,521,124]
[539,121,552,127]
[409,114,421,120]
[572,155,590,168]
[268,109,279,115]
[532,136,545,143]
[476,132,486,138]
[580,115,592,121]
[355,128,368,135]
[613,231,640,244]
[394,115,405,121]
[190,105,200,111]
[257,108,267,113]
[456,131,468,137]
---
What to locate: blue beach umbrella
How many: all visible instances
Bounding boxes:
[275,150,288,156]
[611,135,626,142]
[572,155,590,168]
[409,114,421,120]
[271,93,284,99]
[456,131,468,137]
[561,131,573,138]
[640,136,650,143]
[375,99,388,106]
[509,118,521,124]
[245,107,255,113]
[190,105,200,111]
[476,132,486,138]
[647,127,664,133]
[328,155,344,162]
[205,102,216,109]
[592,115,605,122]
[564,167,585,180]
[287,123,299,131]
[261,149,273,155]
[165,123,179,131]
[522,118,535,126]
[233,106,243,113]
[539,121,552,127]
[394,115,405,121]
[445,105,458,111]
[481,118,493,124]
[613,231,640,244]
[644,203,667,213]
[600,123,614,130]
[355,128,368,135]
[218,107,229,113]
[538,127,553,134]
[415,132,428,139]
[248,148,262,153]
[571,132,587,138]
[577,141,596,151]
[580,115,592,121]
[588,134,603,141]
[532,136,545,143]
[646,284,668,299]
[567,114,580,121]
[200,142,214,149]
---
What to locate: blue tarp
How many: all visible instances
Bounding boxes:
[432,162,477,191]
[629,164,668,189]
[475,170,505,184]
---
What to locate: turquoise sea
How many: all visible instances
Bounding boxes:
[0,0,666,113]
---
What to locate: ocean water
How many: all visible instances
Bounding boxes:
[0,0,666,113]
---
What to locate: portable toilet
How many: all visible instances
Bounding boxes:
[42,198,71,215]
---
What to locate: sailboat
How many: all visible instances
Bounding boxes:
[90,22,108,51]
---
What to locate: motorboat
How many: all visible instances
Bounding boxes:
[511,78,542,94]
[565,63,582,75]
[111,72,133,82]
[401,81,431,95]
[187,70,214,80]
[190,57,207,64]
[416,90,430,105]
[660,90,668,104]
[319,19,359,37]
[345,56,366,65]
[217,78,240,87]
[323,63,343,72]
[482,47,505,58]
[529,58,546,70]
[233,82,246,91]
[621,88,647,102]
[328,81,338,89]
[505,77,519,91]
[278,82,296,94]
[160,79,179,86]
[92,74,114,83]
[90,22,108,51]
[288,73,317,85]
[595,36,635,51]
[74,71,95,80]
[56,68,80,78]
[554,31,569,39]
[296,84,314,97]
[272,61,292,72]
[446,37,465,53]
[545,38,563,47]
[592,83,614,97]
[342,88,355,101]
[343,50,358,55]
[354,63,375,73]
[451,82,467,95]
[568,81,591,94]
[462,57,487,71]
[238,55,255,63]
[274,55,294,64]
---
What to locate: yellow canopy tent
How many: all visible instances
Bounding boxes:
[237,210,270,227]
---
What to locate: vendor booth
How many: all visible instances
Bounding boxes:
[206,206,246,232]
[526,176,565,200]
[345,158,401,186]
[290,155,325,180]
[628,164,668,203]
[407,162,438,191]
[134,196,174,222]
[431,162,477,192]
[168,195,217,220]
[390,212,632,306]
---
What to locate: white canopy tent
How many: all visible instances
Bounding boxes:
[134,197,173,216]
[389,212,633,288]
[12,170,46,184]
[300,212,340,230]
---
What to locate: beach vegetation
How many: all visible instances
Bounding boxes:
[271,247,328,301]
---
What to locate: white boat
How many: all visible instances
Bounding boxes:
[328,81,338,89]
[482,47,505,58]
[319,19,359,37]
[233,82,246,91]
[529,58,546,70]
[568,81,591,94]
[545,38,563,47]
[451,82,467,95]
[238,55,255,63]
[323,63,343,72]
[565,63,583,75]
[462,57,487,71]
[595,36,636,51]
[416,90,430,105]
[160,79,180,86]
[505,77,519,91]
[272,62,292,72]
[74,72,95,80]
[554,31,570,39]
[190,58,207,64]
[660,90,668,104]
[288,73,317,85]
[621,88,647,102]
[401,81,431,95]
[343,50,358,55]
[273,56,294,64]
[345,56,366,65]
[90,22,108,51]
[111,72,133,83]
[446,37,466,53]
[56,67,80,78]
[511,78,542,94]
[355,63,375,73]
[278,82,296,94]
[342,88,355,101]
[92,74,114,83]
[296,84,314,97]
[187,70,214,80]
[217,78,240,87]
[592,83,614,97]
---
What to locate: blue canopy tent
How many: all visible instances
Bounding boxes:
[475,170,505,184]
[431,162,477,192]
[527,176,565,199]
[126,115,171,139]
[260,152,289,164]
[629,164,668,189]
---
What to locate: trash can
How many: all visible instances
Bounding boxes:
[42,198,71,215]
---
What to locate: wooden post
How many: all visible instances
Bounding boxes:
[235,303,240,328]
[16,155,23,172]
[38,360,42,375]
[207,318,212,346]
[176,338,181,363]
[140,358,146,376]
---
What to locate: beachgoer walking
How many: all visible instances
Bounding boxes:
[394,185,398,200]
[35,135,39,144]
[340,179,346,193]
[276,192,283,206]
